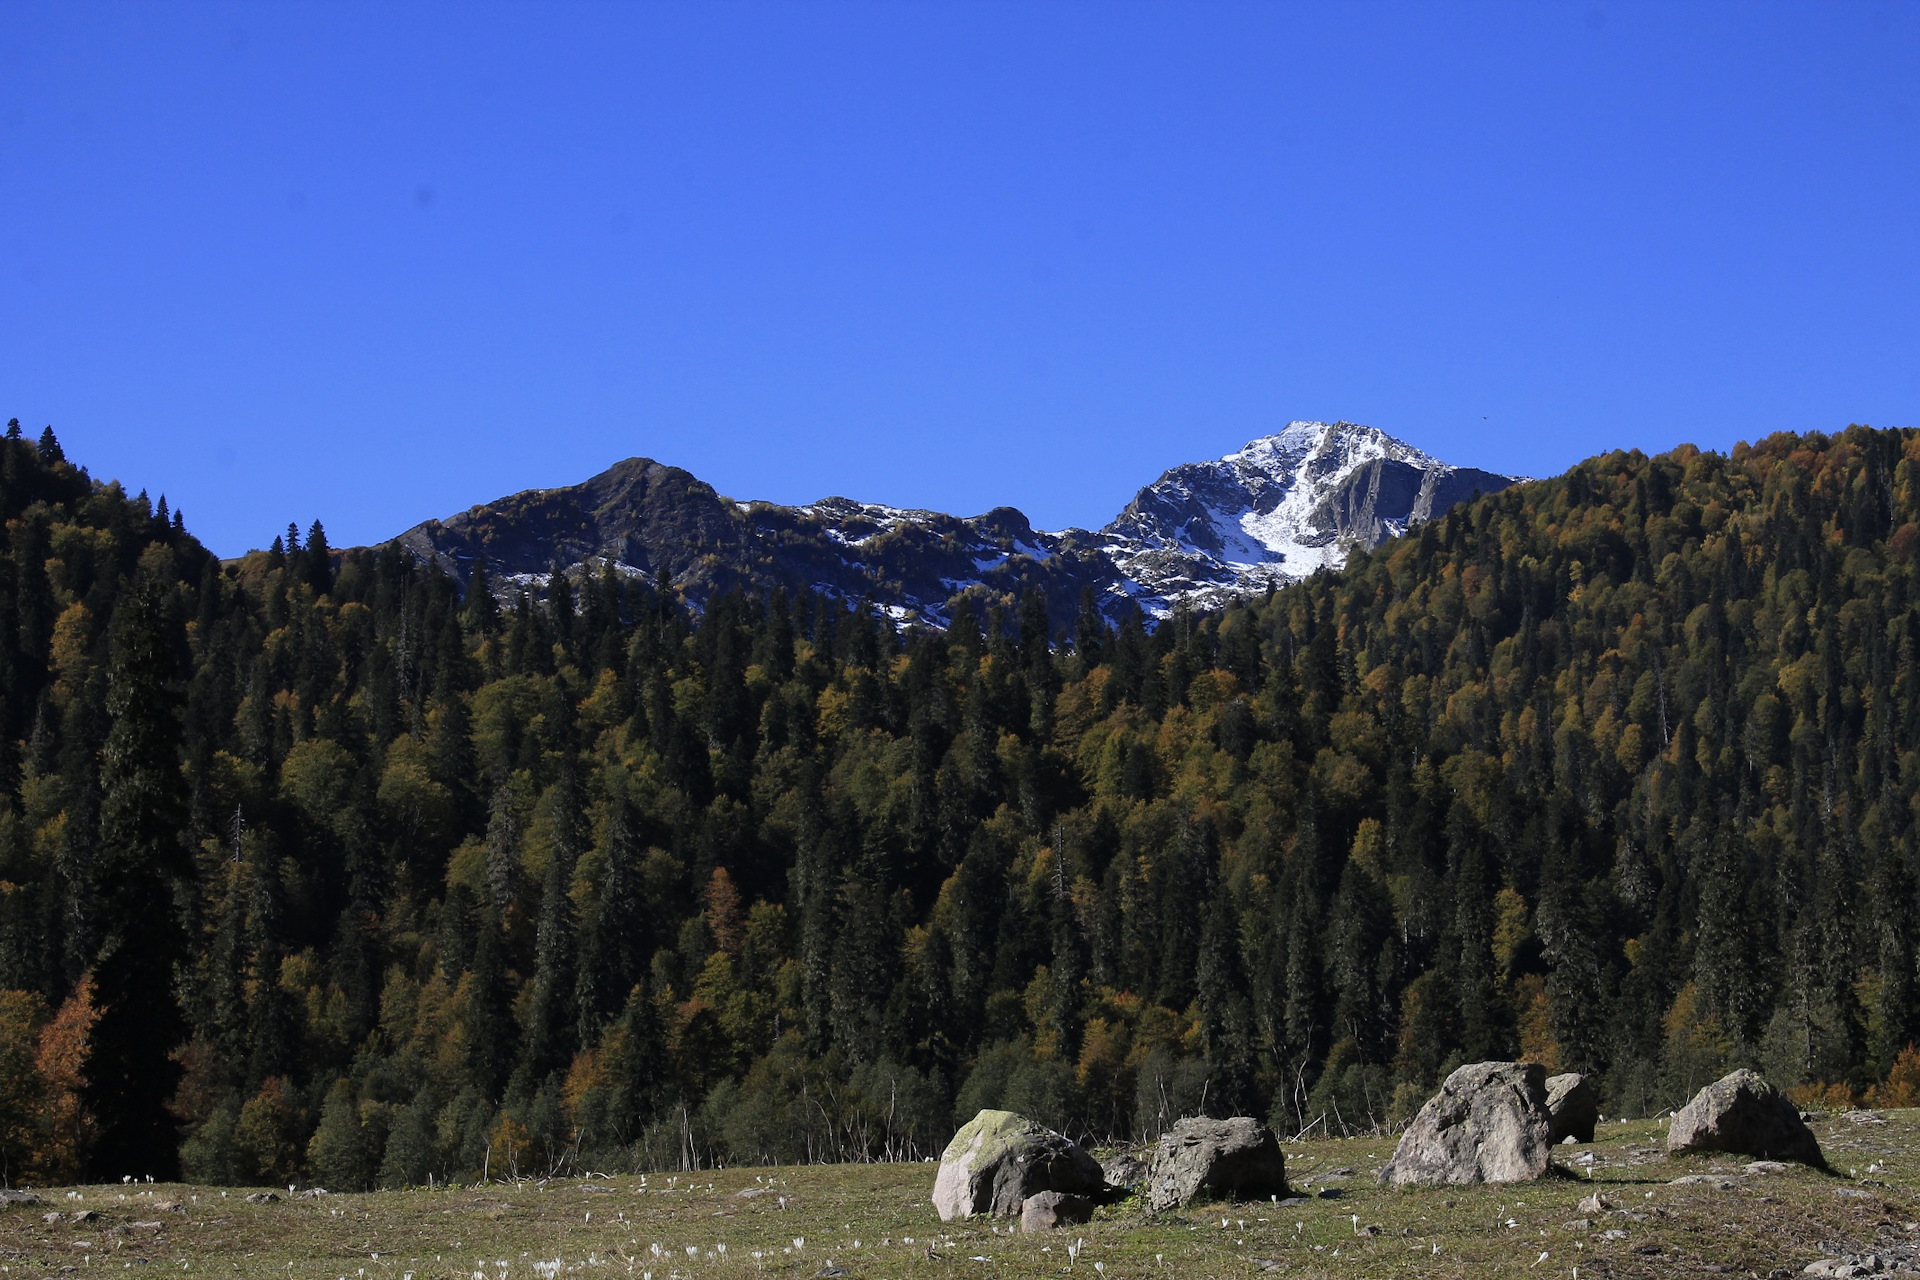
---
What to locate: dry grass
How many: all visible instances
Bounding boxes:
[2,1111,1915,1279]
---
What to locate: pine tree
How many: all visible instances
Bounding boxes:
[87,581,191,1178]
[522,768,585,1078]
[575,786,650,1043]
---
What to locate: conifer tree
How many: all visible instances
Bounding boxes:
[88,580,190,1178]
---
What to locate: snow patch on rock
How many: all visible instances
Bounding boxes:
[1085,421,1522,616]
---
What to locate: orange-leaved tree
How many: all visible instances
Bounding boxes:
[36,974,101,1183]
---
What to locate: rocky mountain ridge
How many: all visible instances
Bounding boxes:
[1085,420,1521,609]
[387,421,1522,626]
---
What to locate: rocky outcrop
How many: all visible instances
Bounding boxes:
[1090,421,1522,612]
[1546,1072,1598,1144]
[931,1110,1104,1221]
[380,422,1519,629]
[1379,1062,1553,1186]
[1018,1191,1095,1232]
[1665,1069,1825,1167]
[1145,1117,1288,1211]
[387,458,1126,633]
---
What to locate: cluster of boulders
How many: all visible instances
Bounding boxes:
[1378,1060,1824,1186]
[932,1109,1289,1230]
[931,1063,1826,1227]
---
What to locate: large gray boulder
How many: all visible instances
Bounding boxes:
[1665,1069,1825,1167]
[1379,1061,1553,1186]
[1546,1072,1598,1144]
[931,1110,1103,1221]
[1145,1116,1288,1211]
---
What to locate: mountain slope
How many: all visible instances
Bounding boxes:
[1090,421,1522,606]
[387,421,1517,622]
[392,457,1121,628]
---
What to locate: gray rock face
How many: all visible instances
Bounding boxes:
[1546,1072,1598,1144]
[1379,1061,1554,1186]
[1145,1117,1288,1211]
[1665,1069,1825,1167]
[931,1110,1104,1221]
[1091,421,1523,612]
[1100,1152,1148,1192]
[390,459,1130,634]
[1019,1190,1095,1232]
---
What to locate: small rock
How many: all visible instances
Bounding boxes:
[1545,1072,1599,1144]
[1668,1175,1736,1189]
[69,1209,100,1223]
[1841,1111,1889,1126]
[128,1221,164,1231]
[1578,1193,1612,1215]
[1600,1228,1627,1239]
[1834,1188,1876,1200]
[1747,1161,1791,1174]
[1100,1153,1148,1192]
[1018,1190,1094,1232]
[1562,1218,1593,1231]
[42,1211,62,1224]
[1316,1187,1344,1199]
[0,1190,43,1208]
[296,1188,328,1199]
[151,1200,183,1213]
[243,1192,280,1204]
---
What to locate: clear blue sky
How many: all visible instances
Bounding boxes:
[2,4,1916,557]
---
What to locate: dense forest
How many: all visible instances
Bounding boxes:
[2,419,1919,1189]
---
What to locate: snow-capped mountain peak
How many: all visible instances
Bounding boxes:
[1090,420,1522,613]
[387,420,1521,631]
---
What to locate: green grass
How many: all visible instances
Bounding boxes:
[3,1112,1915,1279]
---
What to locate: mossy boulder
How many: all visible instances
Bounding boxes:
[931,1110,1103,1221]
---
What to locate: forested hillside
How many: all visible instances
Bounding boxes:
[2,420,1919,1189]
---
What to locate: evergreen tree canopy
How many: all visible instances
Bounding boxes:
[0,423,1916,1183]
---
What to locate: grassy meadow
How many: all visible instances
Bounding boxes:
[2,1111,1916,1280]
